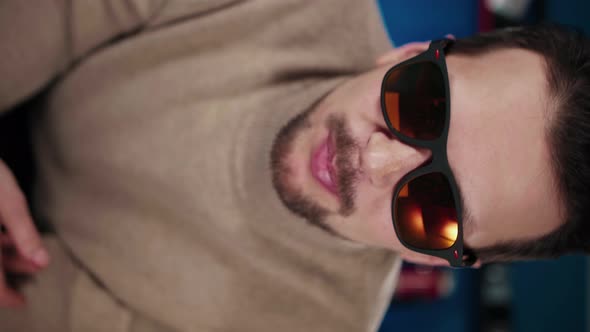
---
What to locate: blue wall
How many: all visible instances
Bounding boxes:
[377,0,478,45]
[510,256,588,332]
[379,269,480,332]
[545,0,590,35]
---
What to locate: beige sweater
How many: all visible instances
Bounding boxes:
[0,1,401,331]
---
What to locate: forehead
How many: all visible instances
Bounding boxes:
[445,48,564,248]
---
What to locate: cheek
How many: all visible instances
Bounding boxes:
[354,182,400,247]
[324,178,401,249]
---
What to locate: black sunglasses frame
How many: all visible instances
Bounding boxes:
[380,39,477,268]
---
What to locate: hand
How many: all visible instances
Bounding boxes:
[0,159,49,307]
[376,35,456,66]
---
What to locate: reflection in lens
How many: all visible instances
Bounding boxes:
[383,62,446,140]
[394,172,458,250]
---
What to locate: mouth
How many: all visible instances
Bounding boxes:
[310,132,339,198]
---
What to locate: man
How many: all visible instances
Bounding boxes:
[0,1,588,331]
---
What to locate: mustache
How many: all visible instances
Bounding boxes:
[327,115,360,216]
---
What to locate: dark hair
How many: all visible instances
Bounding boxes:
[446,24,590,263]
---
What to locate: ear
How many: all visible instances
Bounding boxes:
[400,251,451,267]
[471,259,482,269]
[375,41,430,66]
[376,34,457,67]
[400,251,483,268]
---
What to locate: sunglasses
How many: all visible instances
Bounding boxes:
[380,39,477,268]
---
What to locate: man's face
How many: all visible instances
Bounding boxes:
[271,47,565,265]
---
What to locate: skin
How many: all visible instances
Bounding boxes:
[271,43,565,266]
[0,41,565,307]
[0,160,49,307]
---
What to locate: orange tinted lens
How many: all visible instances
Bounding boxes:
[384,62,446,140]
[394,173,458,250]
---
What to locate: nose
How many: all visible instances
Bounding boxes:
[361,131,432,188]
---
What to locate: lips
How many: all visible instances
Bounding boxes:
[311,132,339,197]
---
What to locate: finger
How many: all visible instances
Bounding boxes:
[0,161,49,267]
[0,247,26,308]
[3,255,39,274]
[0,286,26,308]
[1,219,43,273]
[376,41,430,66]
[445,34,456,40]
[1,230,48,268]
[0,233,15,247]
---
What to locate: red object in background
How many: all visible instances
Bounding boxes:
[479,0,495,31]
[393,265,455,302]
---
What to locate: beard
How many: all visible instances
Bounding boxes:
[270,103,359,233]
